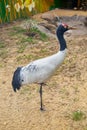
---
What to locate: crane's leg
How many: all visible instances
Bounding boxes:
[40,83,44,111]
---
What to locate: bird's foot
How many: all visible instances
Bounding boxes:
[40,107,45,111]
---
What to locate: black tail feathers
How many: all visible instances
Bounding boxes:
[12,67,22,92]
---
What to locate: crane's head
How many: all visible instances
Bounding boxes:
[12,67,22,92]
[57,23,76,35]
[57,23,69,35]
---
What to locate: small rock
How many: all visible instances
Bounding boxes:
[41,13,54,21]
[4,122,8,125]
[84,17,87,26]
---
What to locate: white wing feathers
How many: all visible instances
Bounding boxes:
[20,49,67,84]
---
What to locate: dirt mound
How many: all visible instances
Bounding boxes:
[33,9,87,36]
[35,14,87,37]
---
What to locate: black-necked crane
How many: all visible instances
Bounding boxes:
[12,23,75,110]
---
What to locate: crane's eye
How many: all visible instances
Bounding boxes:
[62,23,68,29]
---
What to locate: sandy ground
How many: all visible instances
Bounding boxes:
[0,9,87,130]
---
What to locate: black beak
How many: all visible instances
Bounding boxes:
[68,26,77,30]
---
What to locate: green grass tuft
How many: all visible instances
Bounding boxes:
[72,110,86,121]
[12,26,26,34]
[9,26,26,36]
[0,42,5,48]
[0,49,8,59]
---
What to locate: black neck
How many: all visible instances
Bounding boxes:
[57,32,67,51]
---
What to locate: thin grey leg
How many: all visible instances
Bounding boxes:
[40,83,43,110]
